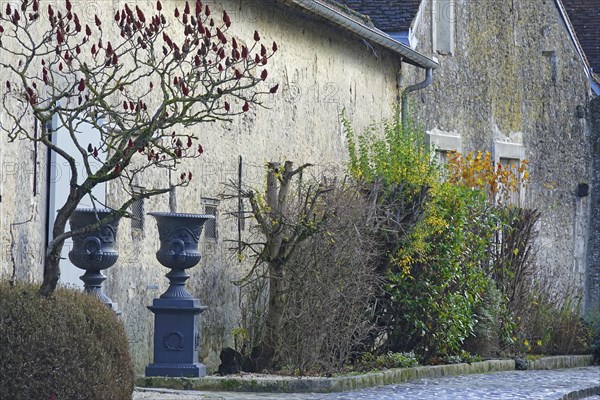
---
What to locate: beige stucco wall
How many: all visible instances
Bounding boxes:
[1,0,401,372]
[402,0,595,304]
[0,117,48,284]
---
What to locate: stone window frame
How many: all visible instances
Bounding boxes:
[432,0,455,55]
[201,197,219,241]
[492,141,526,206]
[130,185,146,237]
[426,130,462,165]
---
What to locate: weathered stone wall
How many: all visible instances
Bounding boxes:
[587,96,600,314]
[106,0,400,372]
[0,0,402,373]
[0,118,48,284]
[402,0,596,306]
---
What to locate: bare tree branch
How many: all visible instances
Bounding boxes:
[0,0,280,295]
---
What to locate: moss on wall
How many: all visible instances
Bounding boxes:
[404,0,595,303]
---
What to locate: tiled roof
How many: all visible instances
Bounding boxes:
[561,0,600,72]
[336,0,423,32]
[277,0,438,68]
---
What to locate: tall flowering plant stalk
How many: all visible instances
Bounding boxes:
[0,0,279,295]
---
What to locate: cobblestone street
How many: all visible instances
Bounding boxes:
[135,366,600,400]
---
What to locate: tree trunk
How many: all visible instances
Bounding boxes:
[252,261,285,371]
[265,262,285,344]
[39,246,63,296]
[245,162,314,371]
[39,199,78,296]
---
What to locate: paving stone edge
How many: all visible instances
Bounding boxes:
[525,355,595,370]
[557,385,600,400]
[135,355,595,394]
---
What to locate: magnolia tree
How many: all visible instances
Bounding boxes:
[0,0,278,295]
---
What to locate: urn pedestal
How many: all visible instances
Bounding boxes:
[145,212,214,378]
[68,209,121,314]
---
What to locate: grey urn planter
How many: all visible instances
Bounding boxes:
[146,212,214,378]
[150,212,212,298]
[68,208,121,314]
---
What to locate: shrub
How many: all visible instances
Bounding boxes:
[344,114,496,360]
[275,183,382,375]
[233,180,382,375]
[344,113,437,253]
[585,311,600,364]
[0,281,134,400]
[352,351,419,372]
[489,206,540,324]
[386,183,491,359]
[462,279,509,358]
[343,114,441,355]
[515,288,592,356]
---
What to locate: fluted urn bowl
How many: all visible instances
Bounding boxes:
[68,209,121,271]
[149,212,214,270]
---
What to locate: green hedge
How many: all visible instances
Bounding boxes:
[0,281,134,400]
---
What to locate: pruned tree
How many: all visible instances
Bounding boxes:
[0,0,279,295]
[275,182,382,375]
[231,161,332,370]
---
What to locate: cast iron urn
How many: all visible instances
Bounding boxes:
[146,212,214,378]
[68,208,121,313]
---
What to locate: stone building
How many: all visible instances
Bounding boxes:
[341,0,600,314]
[0,0,435,372]
[561,0,600,319]
[0,0,598,373]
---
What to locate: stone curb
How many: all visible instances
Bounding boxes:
[136,359,516,393]
[557,385,600,400]
[526,355,594,370]
[558,386,600,400]
[136,355,596,394]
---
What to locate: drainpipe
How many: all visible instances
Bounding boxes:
[401,67,433,131]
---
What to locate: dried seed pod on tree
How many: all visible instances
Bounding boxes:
[0,0,279,295]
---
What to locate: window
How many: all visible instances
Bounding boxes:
[434,149,451,165]
[426,130,462,166]
[131,191,145,232]
[47,116,106,288]
[542,50,559,85]
[493,142,526,206]
[432,0,455,55]
[131,198,144,230]
[499,157,522,205]
[202,198,219,240]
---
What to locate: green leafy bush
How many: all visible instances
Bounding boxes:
[586,311,600,364]
[342,110,592,364]
[442,350,483,364]
[387,183,491,358]
[344,114,494,360]
[0,281,134,400]
[352,351,419,371]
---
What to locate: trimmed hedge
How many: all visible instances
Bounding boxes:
[0,281,134,400]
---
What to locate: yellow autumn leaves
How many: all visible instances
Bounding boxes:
[446,150,529,205]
